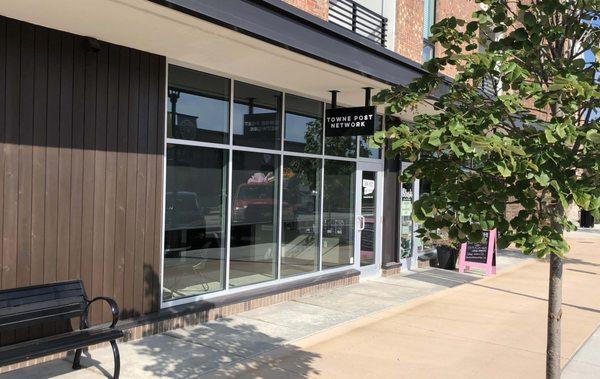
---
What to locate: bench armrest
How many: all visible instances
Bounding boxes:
[83,296,120,329]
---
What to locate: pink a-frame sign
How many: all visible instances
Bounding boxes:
[458,229,497,276]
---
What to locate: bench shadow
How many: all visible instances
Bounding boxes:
[4,318,321,378]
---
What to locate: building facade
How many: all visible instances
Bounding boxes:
[0,0,479,360]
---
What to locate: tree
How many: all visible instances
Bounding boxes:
[373,1,599,377]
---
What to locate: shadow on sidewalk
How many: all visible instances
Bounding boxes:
[5,319,321,378]
[468,282,600,315]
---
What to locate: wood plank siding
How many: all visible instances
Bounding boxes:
[0,16,166,336]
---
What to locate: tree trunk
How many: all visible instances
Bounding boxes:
[546,252,563,378]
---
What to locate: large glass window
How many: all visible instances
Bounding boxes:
[233,82,282,150]
[230,151,280,287]
[281,156,321,277]
[322,160,356,269]
[163,144,228,300]
[163,65,385,304]
[284,94,323,154]
[167,66,230,144]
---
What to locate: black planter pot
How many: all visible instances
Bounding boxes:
[436,245,458,270]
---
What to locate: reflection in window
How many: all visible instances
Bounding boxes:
[359,114,383,159]
[322,160,355,269]
[324,104,357,157]
[281,157,321,277]
[400,182,414,258]
[163,144,228,300]
[230,151,279,287]
[284,94,323,154]
[167,65,230,144]
[360,171,377,266]
[422,0,436,61]
[233,82,282,150]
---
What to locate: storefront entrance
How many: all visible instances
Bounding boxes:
[356,162,384,277]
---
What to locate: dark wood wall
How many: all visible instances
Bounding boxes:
[382,152,400,265]
[0,16,166,326]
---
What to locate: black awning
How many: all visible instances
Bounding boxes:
[149,0,427,86]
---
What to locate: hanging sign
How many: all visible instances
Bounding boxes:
[458,229,497,276]
[325,106,376,137]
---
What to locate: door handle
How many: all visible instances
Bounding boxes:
[357,215,365,231]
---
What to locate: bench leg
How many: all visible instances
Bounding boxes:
[110,340,120,379]
[72,348,83,370]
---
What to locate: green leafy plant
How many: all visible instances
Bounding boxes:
[374,1,599,376]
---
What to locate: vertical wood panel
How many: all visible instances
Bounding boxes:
[113,46,130,315]
[0,16,166,328]
[57,34,74,281]
[123,50,140,317]
[102,43,120,323]
[91,42,108,323]
[43,30,61,284]
[133,53,149,315]
[3,19,21,292]
[16,23,34,289]
[30,26,48,286]
[69,36,85,281]
[80,47,97,293]
[143,54,159,314]
[28,25,49,341]
[0,17,7,290]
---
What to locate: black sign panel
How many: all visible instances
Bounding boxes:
[464,231,490,264]
[325,106,376,137]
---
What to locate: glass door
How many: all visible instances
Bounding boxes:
[355,163,383,276]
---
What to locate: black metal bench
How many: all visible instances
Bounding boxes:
[0,280,123,378]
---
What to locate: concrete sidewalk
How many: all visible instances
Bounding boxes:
[4,232,599,378]
[563,325,600,378]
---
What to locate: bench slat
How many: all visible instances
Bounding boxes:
[0,327,124,366]
[0,289,85,308]
[0,281,83,300]
[0,281,86,331]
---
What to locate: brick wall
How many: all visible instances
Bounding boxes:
[395,0,424,63]
[283,0,329,20]
[436,0,479,77]
[395,0,478,76]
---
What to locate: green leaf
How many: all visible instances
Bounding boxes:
[466,21,479,34]
[586,130,600,144]
[544,129,557,143]
[512,28,529,42]
[450,142,464,157]
[496,162,512,178]
[428,129,443,147]
[534,173,550,187]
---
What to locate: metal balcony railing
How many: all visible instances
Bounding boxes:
[328,0,388,46]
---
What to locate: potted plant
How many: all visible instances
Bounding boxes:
[430,232,459,270]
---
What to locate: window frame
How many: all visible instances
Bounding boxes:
[422,0,436,61]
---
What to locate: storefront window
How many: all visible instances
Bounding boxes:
[163,144,228,300]
[281,156,321,277]
[284,94,323,154]
[167,65,230,144]
[163,64,384,305]
[233,82,282,150]
[229,151,280,287]
[322,160,356,268]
